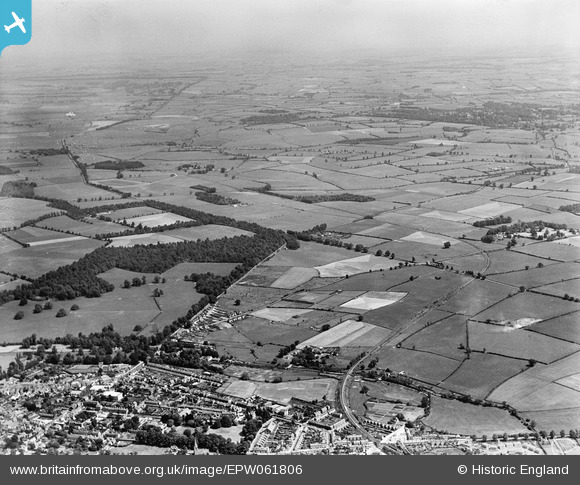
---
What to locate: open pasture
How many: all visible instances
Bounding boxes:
[34,182,118,202]
[361,380,425,406]
[0,235,22,254]
[425,396,527,436]
[532,279,580,299]
[513,242,580,262]
[374,346,461,385]
[528,312,580,344]
[321,265,437,293]
[484,249,557,275]
[0,239,105,278]
[35,215,128,237]
[519,409,580,436]
[402,314,467,360]
[0,285,161,342]
[0,198,53,230]
[440,280,515,316]
[441,353,528,400]
[467,321,580,363]
[473,292,579,325]
[363,272,470,330]
[264,242,355,268]
[488,351,580,414]
[235,317,318,347]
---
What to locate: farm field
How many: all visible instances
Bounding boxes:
[0,198,54,230]
[467,321,580,363]
[473,292,580,325]
[527,312,580,344]
[296,319,390,349]
[219,377,337,404]
[373,346,461,385]
[425,396,528,436]
[439,280,515,316]
[124,212,193,227]
[401,314,467,360]
[440,353,528,400]
[35,215,128,237]
[0,239,105,278]
[165,225,254,241]
[487,262,580,289]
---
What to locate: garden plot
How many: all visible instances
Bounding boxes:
[458,202,520,218]
[400,231,457,247]
[270,267,318,289]
[339,291,406,311]
[296,319,390,349]
[125,212,193,227]
[315,254,397,277]
[251,308,312,323]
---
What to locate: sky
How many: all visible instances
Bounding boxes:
[2,0,579,61]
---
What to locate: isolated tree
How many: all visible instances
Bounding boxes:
[360,385,369,395]
[44,301,53,310]
[56,309,67,318]
[19,297,28,306]
[14,311,24,320]
[33,304,43,314]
